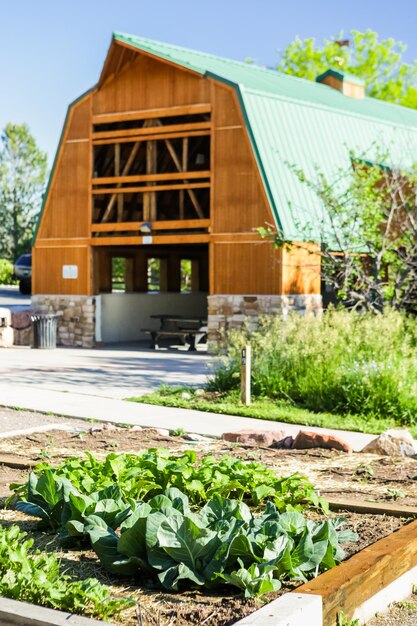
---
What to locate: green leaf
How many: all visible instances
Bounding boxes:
[15,501,50,521]
[85,515,142,576]
[158,562,205,590]
[278,511,307,535]
[157,515,220,574]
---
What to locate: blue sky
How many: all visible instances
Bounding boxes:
[2,0,417,162]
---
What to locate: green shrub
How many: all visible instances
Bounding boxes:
[0,259,16,285]
[210,309,417,424]
[0,524,133,619]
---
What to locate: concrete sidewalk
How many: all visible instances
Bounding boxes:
[0,383,374,451]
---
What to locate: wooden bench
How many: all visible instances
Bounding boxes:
[141,328,207,351]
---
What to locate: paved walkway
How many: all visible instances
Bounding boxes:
[0,344,377,451]
[0,383,374,451]
[0,344,212,399]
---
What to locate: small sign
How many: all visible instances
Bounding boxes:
[62,265,78,279]
[142,236,153,245]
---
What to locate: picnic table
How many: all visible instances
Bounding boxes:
[142,315,208,351]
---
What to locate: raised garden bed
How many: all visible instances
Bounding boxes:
[1,421,417,625]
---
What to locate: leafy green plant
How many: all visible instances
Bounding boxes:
[15,469,74,530]
[0,524,133,619]
[206,310,417,425]
[86,488,356,598]
[12,448,328,536]
[336,612,359,626]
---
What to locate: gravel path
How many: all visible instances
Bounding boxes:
[366,596,417,625]
[0,405,91,435]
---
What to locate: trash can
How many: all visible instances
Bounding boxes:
[31,314,59,349]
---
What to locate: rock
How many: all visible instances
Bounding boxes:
[181,392,192,400]
[270,435,294,449]
[129,425,143,431]
[384,429,417,450]
[11,308,34,330]
[88,425,104,434]
[222,429,288,447]
[362,433,416,457]
[182,433,213,442]
[292,430,352,453]
[155,428,170,437]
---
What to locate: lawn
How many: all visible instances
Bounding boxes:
[128,386,417,438]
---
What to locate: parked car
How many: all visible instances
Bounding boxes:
[13,253,32,295]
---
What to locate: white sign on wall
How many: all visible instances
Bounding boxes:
[142,236,153,245]
[62,265,78,279]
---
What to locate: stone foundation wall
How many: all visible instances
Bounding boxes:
[31,295,96,348]
[207,294,322,349]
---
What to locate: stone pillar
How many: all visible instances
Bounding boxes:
[31,295,96,348]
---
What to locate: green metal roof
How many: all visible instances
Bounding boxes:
[115,35,417,239]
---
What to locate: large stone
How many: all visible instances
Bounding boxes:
[10,308,33,330]
[222,429,288,447]
[362,433,416,456]
[292,430,352,453]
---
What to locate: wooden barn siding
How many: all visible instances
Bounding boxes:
[93,53,210,115]
[37,95,92,240]
[34,94,93,294]
[210,82,284,295]
[33,246,91,295]
[212,241,283,295]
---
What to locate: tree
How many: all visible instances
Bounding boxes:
[0,123,48,261]
[261,153,417,313]
[277,30,417,109]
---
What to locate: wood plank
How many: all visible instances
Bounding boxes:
[93,170,210,185]
[0,596,105,626]
[146,138,157,221]
[211,232,264,242]
[101,141,141,222]
[164,139,205,219]
[153,219,210,230]
[92,121,210,141]
[35,238,91,248]
[92,182,210,194]
[91,219,210,233]
[114,144,124,221]
[180,138,189,220]
[0,454,36,470]
[295,518,417,626]
[92,103,211,125]
[93,130,210,146]
[91,233,210,246]
[327,498,417,518]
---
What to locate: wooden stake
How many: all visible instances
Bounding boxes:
[241,345,251,406]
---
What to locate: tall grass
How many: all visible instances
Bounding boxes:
[209,309,417,425]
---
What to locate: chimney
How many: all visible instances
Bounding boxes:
[316,69,365,100]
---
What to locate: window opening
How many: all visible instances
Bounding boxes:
[111,257,126,292]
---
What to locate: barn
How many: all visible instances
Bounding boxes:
[32,33,417,348]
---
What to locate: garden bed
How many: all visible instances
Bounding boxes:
[1,422,417,625]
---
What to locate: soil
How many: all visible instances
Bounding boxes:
[1,414,417,625]
[367,593,417,626]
